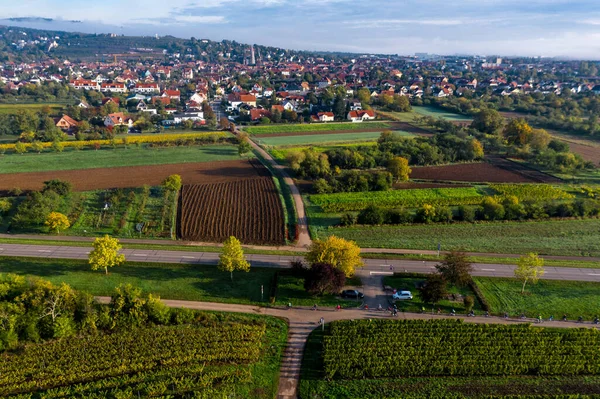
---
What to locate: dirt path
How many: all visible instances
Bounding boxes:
[243,131,312,249]
[94,296,600,399]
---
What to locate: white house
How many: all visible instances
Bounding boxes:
[132,83,160,94]
[317,112,335,122]
[347,110,375,122]
[104,112,133,128]
[100,83,127,93]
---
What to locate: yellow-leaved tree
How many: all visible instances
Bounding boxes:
[219,236,250,281]
[514,253,545,294]
[306,236,363,277]
[387,156,411,183]
[45,212,70,234]
[89,235,126,275]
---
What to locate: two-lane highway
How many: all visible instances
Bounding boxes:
[1,243,599,282]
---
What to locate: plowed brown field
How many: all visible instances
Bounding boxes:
[0,160,267,194]
[177,177,285,245]
[410,162,537,183]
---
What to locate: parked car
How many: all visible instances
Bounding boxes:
[392,290,413,300]
[340,290,364,299]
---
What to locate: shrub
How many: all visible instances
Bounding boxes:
[304,263,346,296]
[480,197,505,221]
[463,296,475,312]
[458,205,477,222]
[53,316,77,338]
[0,199,11,214]
[313,178,332,194]
[504,203,526,220]
[387,208,413,224]
[171,307,196,325]
[416,204,436,223]
[357,205,385,225]
[555,203,574,218]
[433,205,453,223]
[145,295,171,325]
[339,213,357,226]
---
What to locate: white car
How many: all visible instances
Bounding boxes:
[392,290,413,300]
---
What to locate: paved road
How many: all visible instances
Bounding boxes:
[1,243,600,282]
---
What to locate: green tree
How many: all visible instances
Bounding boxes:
[238,138,252,156]
[89,235,126,275]
[387,156,411,183]
[419,274,448,305]
[471,109,504,134]
[503,118,533,146]
[45,212,70,234]
[218,236,250,281]
[14,142,27,155]
[514,253,545,294]
[31,141,44,154]
[51,140,64,153]
[304,263,346,296]
[306,236,363,277]
[435,251,473,287]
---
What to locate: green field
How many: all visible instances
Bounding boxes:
[413,105,473,121]
[310,187,483,212]
[0,257,355,307]
[245,122,391,135]
[269,142,377,161]
[0,145,242,174]
[314,218,600,256]
[0,103,66,115]
[256,131,394,147]
[474,277,600,319]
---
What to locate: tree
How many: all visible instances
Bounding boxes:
[51,140,64,153]
[306,236,363,277]
[238,138,252,156]
[14,142,27,155]
[419,274,448,305]
[43,179,72,196]
[31,141,44,154]
[387,156,411,183]
[45,212,70,234]
[304,263,346,296]
[89,235,126,275]
[435,251,473,287]
[514,253,545,294]
[218,236,250,281]
[503,118,533,146]
[162,174,182,192]
[219,117,230,130]
[471,109,504,134]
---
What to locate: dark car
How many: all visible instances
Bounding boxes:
[340,289,364,299]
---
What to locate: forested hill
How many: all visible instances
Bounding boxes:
[0,25,354,63]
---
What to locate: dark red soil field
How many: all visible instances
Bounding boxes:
[565,142,600,166]
[486,156,562,183]
[0,159,268,194]
[410,162,538,183]
[177,177,285,245]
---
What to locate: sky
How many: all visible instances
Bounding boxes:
[2,0,600,59]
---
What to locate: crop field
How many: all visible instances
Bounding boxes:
[244,122,391,135]
[309,187,483,212]
[489,183,573,201]
[256,131,407,147]
[178,162,286,245]
[0,159,260,193]
[269,142,377,162]
[0,102,65,115]
[487,156,562,183]
[300,319,600,398]
[1,313,287,398]
[411,162,537,183]
[413,105,473,121]
[315,218,600,256]
[0,144,240,174]
[474,277,600,319]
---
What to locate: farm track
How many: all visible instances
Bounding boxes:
[410,162,537,183]
[0,160,263,194]
[177,177,286,245]
[486,156,562,183]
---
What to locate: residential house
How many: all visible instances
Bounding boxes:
[54,114,79,132]
[132,83,160,94]
[162,90,181,101]
[104,112,133,128]
[100,83,127,93]
[317,112,335,122]
[250,108,271,121]
[70,79,99,90]
[347,109,375,122]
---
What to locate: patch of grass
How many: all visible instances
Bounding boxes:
[269,142,377,161]
[413,105,473,121]
[316,218,600,256]
[474,277,600,319]
[245,122,391,135]
[256,131,413,147]
[0,103,65,115]
[382,275,480,313]
[0,145,242,174]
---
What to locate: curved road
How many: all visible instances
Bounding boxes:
[1,243,599,282]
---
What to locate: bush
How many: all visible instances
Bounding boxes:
[416,204,436,223]
[304,263,346,296]
[171,307,196,325]
[480,197,505,221]
[145,295,171,325]
[53,316,77,338]
[339,213,357,226]
[433,206,453,223]
[314,178,332,194]
[458,205,477,222]
[555,203,574,218]
[357,205,386,225]
[504,203,526,220]
[386,208,413,224]
[463,296,475,312]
